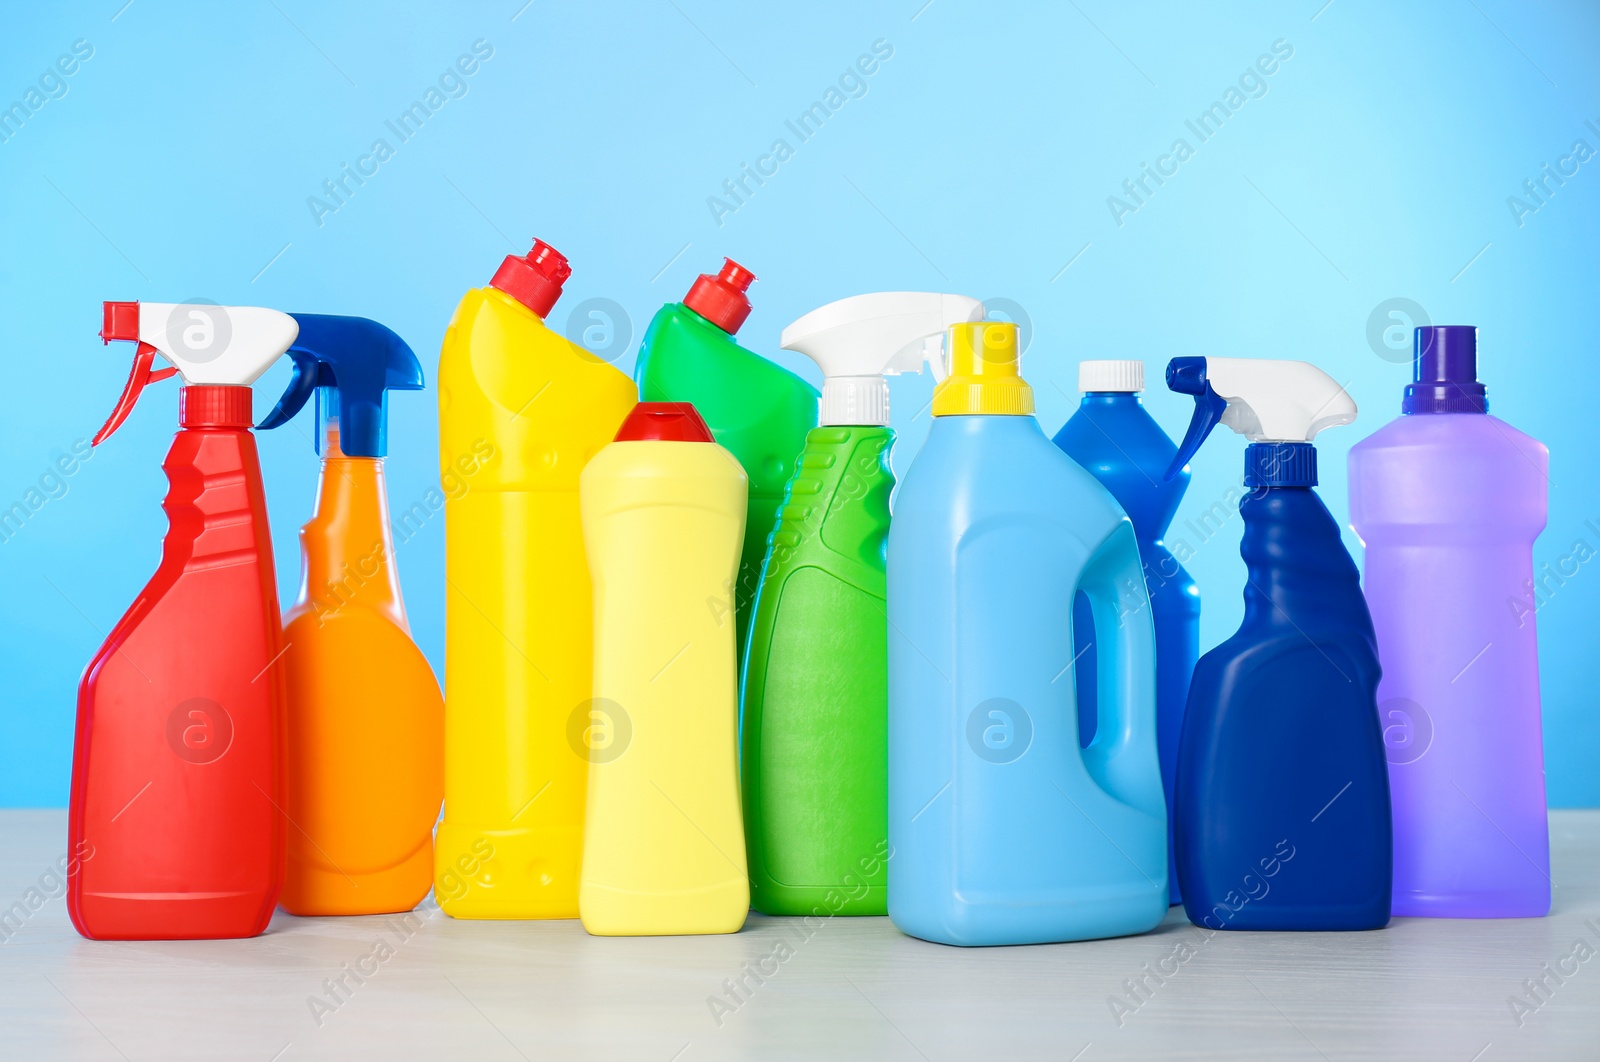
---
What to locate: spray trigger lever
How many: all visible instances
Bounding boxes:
[93,342,178,446]
[1165,357,1227,481]
[256,349,328,432]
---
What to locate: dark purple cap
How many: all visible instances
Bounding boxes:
[1403,325,1488,414]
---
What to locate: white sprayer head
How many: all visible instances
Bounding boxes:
[1198,357,1356,442]
[130,302,299,385]
[780,292,985,426]
[94,300,300,444]
[1164,355,1357,481]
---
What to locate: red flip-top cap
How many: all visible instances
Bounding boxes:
[683,258,755,335]
[491,239,571,318]
[614,402,715,443]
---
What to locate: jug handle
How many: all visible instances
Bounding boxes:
[1075,520,1167,825]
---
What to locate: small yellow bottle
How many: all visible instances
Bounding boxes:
[578,402,749,936]
[435,241,636,918]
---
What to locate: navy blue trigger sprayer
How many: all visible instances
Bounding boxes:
[258,314,423,457]
[1164,355,1391,933]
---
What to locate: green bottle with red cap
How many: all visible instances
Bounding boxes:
[634,260,818,660]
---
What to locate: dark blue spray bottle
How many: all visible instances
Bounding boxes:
[1165,356,1390,932]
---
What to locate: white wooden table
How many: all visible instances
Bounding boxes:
[1,809,1594,1061]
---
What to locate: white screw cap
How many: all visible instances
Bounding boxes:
[820,376,891,427]
[1078,359,1143,393]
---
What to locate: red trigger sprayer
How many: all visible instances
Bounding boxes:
[69,300,298,940]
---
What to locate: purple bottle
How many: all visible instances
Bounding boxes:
[1349,326,1549,918]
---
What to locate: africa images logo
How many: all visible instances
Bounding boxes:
[966,698,1033,765]
[567,698,632,764]
[164,299,232,365]
[166,698,233,765]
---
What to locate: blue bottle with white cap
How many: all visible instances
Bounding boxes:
[1053,359,1197,905]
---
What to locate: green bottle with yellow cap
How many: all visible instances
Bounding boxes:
[887,321,1166,946]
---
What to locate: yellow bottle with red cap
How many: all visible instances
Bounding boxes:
[578,402,749,936]
[435,240,636,919]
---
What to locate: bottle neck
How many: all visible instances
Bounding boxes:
[299,427,407,629]
[180,385,253,429]
[679,302,728,334]
[1402,387,1488,415]
[1405,326,1487,414]
[1080,391,1141,407]
[820,376,890,427]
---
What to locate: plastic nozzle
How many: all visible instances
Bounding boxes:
[101,301,140,343]
[1404,325,1487,414]
[255,315,424,458]
[779,292,985,426]
[491,239,571,318]
[931,321,1034,416]
[1163,356,1357,481]
[93,300,298,445]
[683,259,755,335]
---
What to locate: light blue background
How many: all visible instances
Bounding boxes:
[1,1,1596,806]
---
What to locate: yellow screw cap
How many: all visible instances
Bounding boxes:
[931,321,1035,416]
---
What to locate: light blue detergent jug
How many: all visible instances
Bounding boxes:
[887,321,1167,946]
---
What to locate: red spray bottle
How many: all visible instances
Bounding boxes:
[68,301,299,940]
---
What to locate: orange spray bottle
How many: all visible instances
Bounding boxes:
[257,315,443,914]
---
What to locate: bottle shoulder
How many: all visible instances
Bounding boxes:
[635,305,817,494]
[582,439,748,484]
[1052,404,1187,536]
[438,287,636,485]
[1052,403,1177,466]
[895,416,1127,539]
[440,287,635,413]
[283,596,411,644]
[1352,412,1547,462]
[1195,618,1380,706]
[1200,622,1361,664]
[1348,414,1549,533]
[636,304,818,406]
